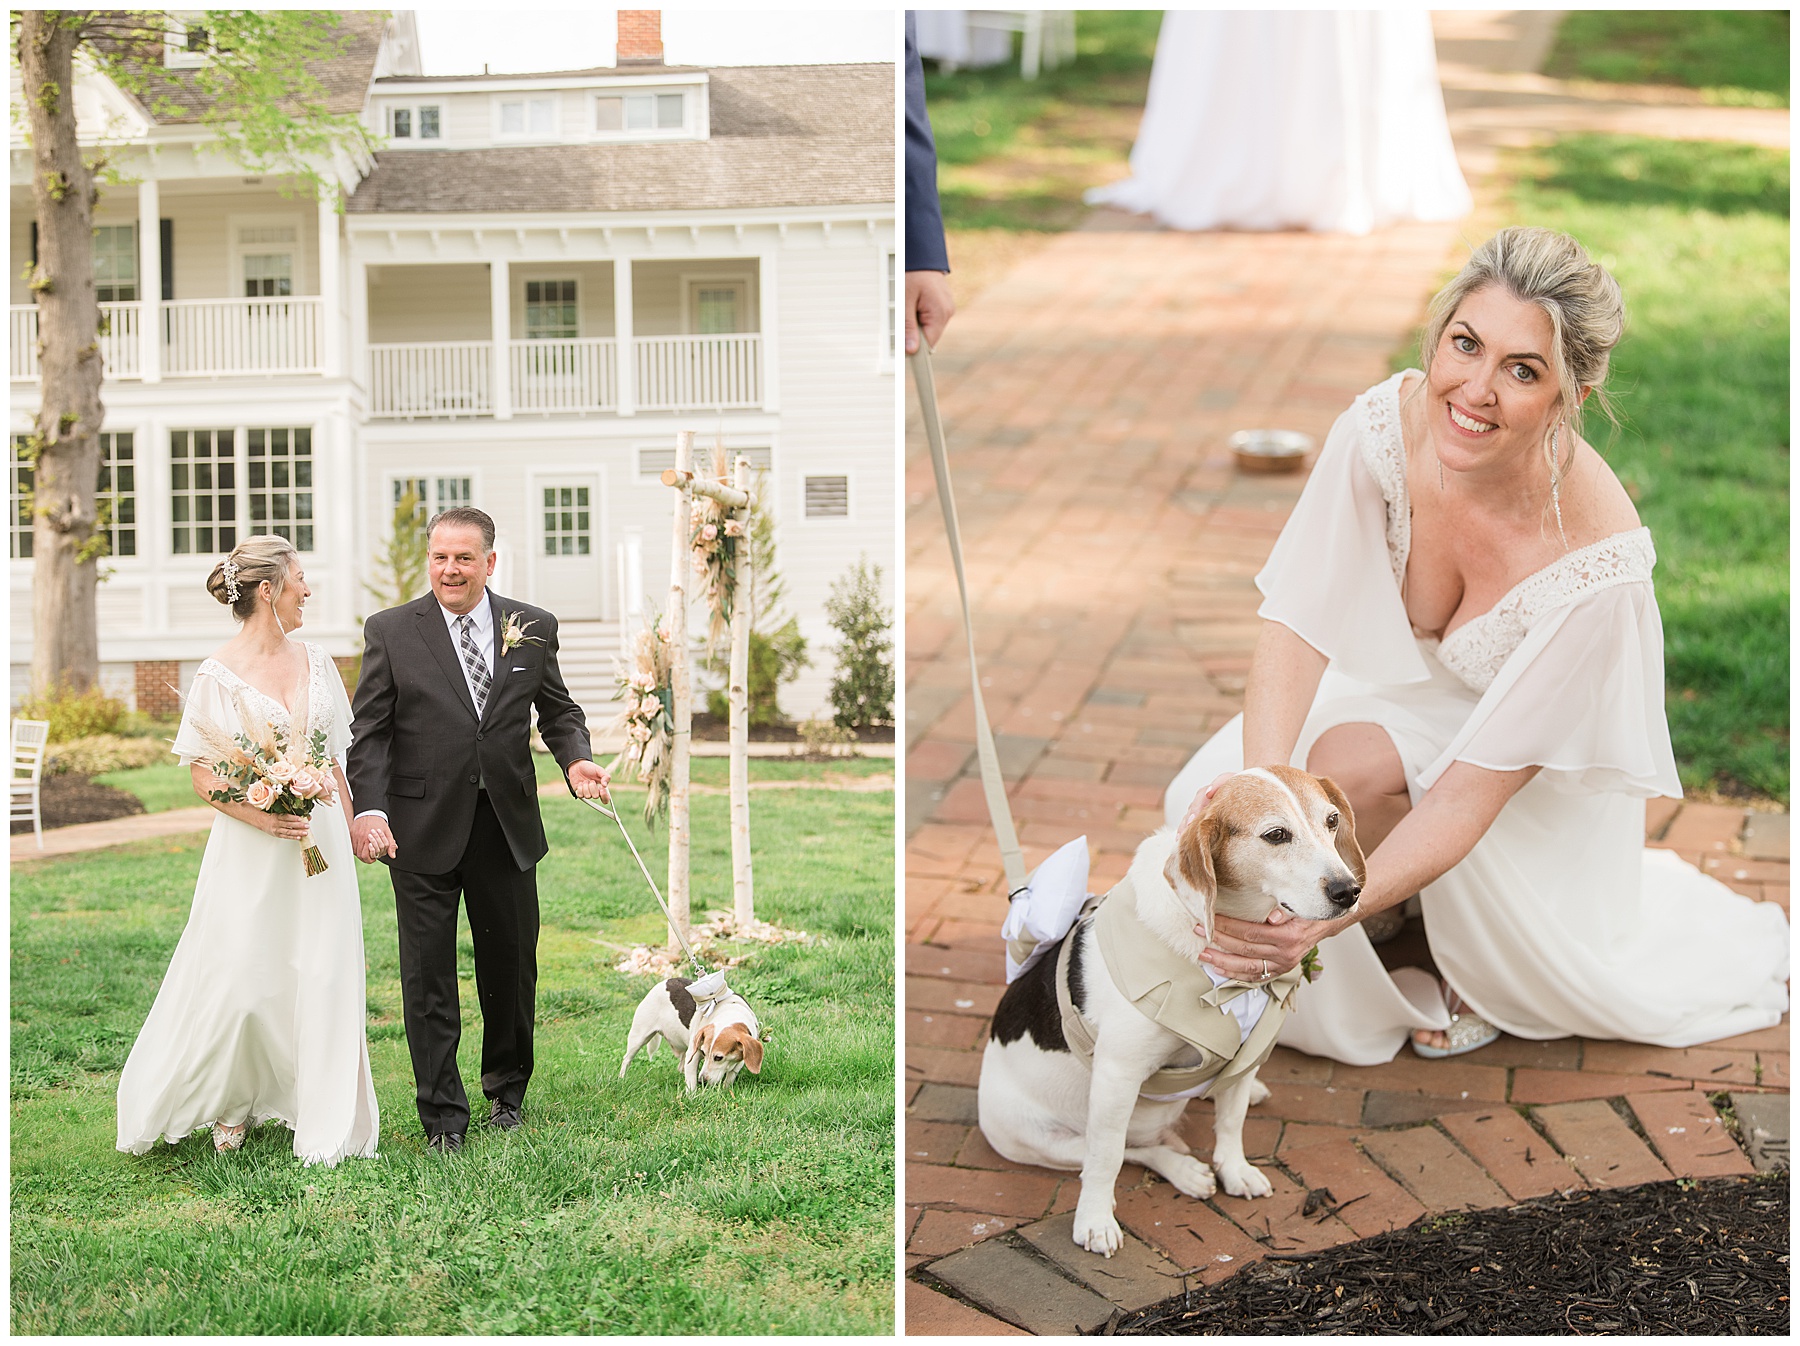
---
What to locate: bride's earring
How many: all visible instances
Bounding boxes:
[1549,422,1569,550]
[269,587,288,637]
[1438,455,1445,491]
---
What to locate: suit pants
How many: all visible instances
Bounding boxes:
[391,790,538,1134]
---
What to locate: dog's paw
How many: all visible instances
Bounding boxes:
[1215,1158,1274,1199]
[1159,1153,1217,1199]
[1246,1078,1271,1107]
[1071,1203,1124,1258]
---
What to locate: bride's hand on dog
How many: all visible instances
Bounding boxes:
[1200,907,1352,981]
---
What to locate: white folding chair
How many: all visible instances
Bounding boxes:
[966,10,1077,80]
[11,717,51,848]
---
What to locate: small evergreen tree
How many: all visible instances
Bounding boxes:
[363,488,429,611]
[825,557,893,732]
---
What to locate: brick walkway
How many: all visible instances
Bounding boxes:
[904,12,1789,1333]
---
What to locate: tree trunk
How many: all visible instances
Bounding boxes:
[20,11,105,697]
[665,430,693,951]
[729,455,754,928]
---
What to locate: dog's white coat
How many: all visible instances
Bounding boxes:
[979,768,1363,1255]
[620,982,763,1093]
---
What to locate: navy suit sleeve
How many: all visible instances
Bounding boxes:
[906,12,950,274]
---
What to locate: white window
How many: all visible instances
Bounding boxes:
[498,96,556,138]
[885,250,897,360]
[246,427,314,552]
[804,475,849,519]
[685,279,749,335]
[395,476,475,517]
[386,105,442,141]
[525,280,579,339]
[232,219,300,299]
[243,253,293,298]
[169,429,238,555]
[164,16,210,68]
[595,90,685,133]
[98,431,137,557]
[542,485,592,556]
[93,225,138,303]
[9,435,33,559]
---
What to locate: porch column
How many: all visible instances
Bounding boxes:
[491,257,512,420]
[137,177,161,383]
[317,190,341,377]
[613,257,635,417]
[349,256,369,393]
[758,248,780,413]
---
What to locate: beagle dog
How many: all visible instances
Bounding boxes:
[978,766,1365,1256]
[620,977,765,1093]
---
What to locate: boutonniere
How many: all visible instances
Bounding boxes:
[500,611,544,655]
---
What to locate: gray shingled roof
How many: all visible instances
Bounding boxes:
[346,64,893,214]
[102,11,386,124]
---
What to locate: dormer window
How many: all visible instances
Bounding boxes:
[497,96,556,138]
[164,14,210,68]
[595,90,685,135]
[386,104,442,142]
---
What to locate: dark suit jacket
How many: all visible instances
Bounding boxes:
[906,12,949,273]
[348,590,591,874]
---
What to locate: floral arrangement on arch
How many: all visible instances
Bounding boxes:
[689,440,746,656]
[186,687,336,876]
[606,608,677,826]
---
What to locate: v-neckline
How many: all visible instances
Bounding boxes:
[208,644,312,720]
[1384,372,1648,647]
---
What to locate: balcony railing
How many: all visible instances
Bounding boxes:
[370,341,493,418]
[511,337,617,414]
[368,334,761,418]
[11,298,320,379]
[164,298,321,375]
[636,333,763,411]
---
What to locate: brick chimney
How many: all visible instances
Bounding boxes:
[617,11,664,65]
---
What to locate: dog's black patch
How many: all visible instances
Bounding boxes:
[1067,923,1087,1016]
[989,929,1076,1052]
[665,977,696,1028]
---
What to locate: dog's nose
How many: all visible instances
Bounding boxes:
[1324,877,1361,910]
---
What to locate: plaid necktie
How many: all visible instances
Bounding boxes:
[457,613,491,715]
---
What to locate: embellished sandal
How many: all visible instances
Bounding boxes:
[1411,983,1500,1059]
[212,1121,248,1153]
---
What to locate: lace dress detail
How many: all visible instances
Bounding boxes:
[1357,371,1412,589]
[1434,530,1656,693]
[194,644,340,760]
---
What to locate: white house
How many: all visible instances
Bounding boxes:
[9,11,896,726]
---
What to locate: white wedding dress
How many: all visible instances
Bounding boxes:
[1089,10,1472,234]
[1164,371,1790,1065]
[117,641,379,1165]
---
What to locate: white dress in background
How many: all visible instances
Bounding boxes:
[1164,371,1790,1065]
[1090,10,1472,235]
[117,642,379,1165]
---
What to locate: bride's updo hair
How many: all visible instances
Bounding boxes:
[205,534,299,621]
[1420,226,1624,457]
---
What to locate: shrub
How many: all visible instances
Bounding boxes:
[15,685,126,743]
[44,733,170,777]
[706,618,809,729]
[825,558,894,732]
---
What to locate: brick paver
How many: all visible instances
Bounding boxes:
[1017,1213,1187,1311]
[1532,1100,1673,1190]
[903,11,1789,1330]
[906,1280,1029,1336]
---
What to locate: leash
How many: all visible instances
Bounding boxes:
[579,795,724,995]
[908,345,1029,900]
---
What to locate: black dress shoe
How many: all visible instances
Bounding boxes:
[427,1130,465,1154]
[488,1101,522,1131]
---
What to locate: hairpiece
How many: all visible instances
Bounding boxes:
[222,558,241,603]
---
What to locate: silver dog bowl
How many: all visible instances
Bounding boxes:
[1229,429,1313,474]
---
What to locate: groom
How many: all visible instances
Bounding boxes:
[347,506,610,1152]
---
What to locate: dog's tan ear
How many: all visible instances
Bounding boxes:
[1317,775,1367,885]
[742,1034,764,1074]
[1164,812,1223,943]
[686,1022,715,1065]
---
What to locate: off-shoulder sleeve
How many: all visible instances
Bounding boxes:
[1419,582,1681,798]
[1254,403,1431,685]
[322,649,354,766]
[171,668,236,766]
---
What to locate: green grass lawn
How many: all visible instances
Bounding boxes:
[1500,134,1788,800]
[923,9,1160,231]
[1544,10,1789,106]
[11,785,895,1334]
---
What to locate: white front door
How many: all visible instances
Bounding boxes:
[533,474,603,619]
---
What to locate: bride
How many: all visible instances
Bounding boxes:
[1163,226,1789,1063]
[117,535,379,1164]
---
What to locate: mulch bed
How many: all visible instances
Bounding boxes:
[10,774,145,833]
[1107,1176,1789,1336]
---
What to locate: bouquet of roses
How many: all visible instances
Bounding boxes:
[689,440,744,655]
[605,609,676,827]
[187,694,337,875]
